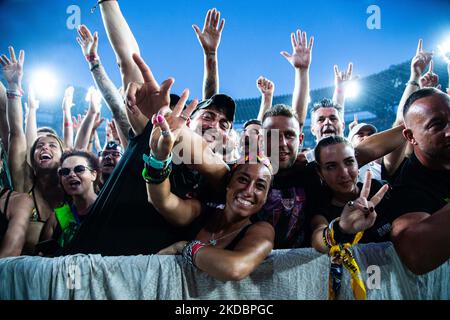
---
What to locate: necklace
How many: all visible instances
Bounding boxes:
[209,223,250,246]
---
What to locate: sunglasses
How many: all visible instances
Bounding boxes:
[98,150,122,158]
[58,165,93,177]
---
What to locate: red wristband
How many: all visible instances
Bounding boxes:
[191,242,205,265]
[64,121,73,128]
[86,54,98,62]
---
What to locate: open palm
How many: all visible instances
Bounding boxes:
[281,30,314,70]
[0,47,25,86]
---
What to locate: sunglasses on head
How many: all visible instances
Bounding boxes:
[58,165,92,177]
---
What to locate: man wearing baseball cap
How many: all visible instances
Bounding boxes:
[189,93,236,155]
[348,122,378,148]
[348,122,381,182]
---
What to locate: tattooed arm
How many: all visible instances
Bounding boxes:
[77,24,131,142]
[193,8,225,100]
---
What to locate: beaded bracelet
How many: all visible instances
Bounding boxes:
[182,240,206,267]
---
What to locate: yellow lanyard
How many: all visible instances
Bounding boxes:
[328,228,366,300]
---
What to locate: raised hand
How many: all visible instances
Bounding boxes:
[256,76,275,96]
[125,53,174,118]
[0,46,25,88]
[72,114,83,134]
[62,86,75,110]
[280,29,314,70]
[92,113,105,133]
[420,60,440,88]
[192,8,225,54]
[87,87,102,114]
[338,171,389,235]
[27,86,39,110]
[349,114,358,132]
[76,25,98,58]
[334,63,355,88]
[411,39,433,80]
[149,89,198,160]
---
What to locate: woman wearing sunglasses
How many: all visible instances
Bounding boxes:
[38,150,99,255]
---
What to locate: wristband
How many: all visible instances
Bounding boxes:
[90,63,101,72]
[143,152,172,170]
[6,89,23,99]
[64,121,73,128]
[182,240,206,267]
[322,227,332,249]
[141,163,172,184]
[329,218,355,244]
[85,54,98,62]
[407,80,420,88]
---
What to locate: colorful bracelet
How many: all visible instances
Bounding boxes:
[6,89,23,99]
[141,162,172,184]
[143,152,172,170]
[182,240,206,267]
[322,226,332,249]
[85,54,98,62]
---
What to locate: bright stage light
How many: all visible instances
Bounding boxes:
[346,81,360,99]
[437,38,450,63]
[29,69,59,101]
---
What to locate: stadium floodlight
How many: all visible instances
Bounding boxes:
[345,80,360,99]
[437,38,450,63]
[29,69,59,101]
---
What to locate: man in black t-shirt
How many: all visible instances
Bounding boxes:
[67,55,234,256]
[388,88,450,275]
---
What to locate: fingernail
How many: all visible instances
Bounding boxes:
[157,115,164,123]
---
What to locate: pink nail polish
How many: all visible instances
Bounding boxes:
[157,115,164,123]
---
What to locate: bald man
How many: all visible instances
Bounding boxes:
[389,88,450,275]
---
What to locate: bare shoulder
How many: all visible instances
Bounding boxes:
[247,221,275,239]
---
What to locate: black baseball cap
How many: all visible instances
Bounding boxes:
[191,93,236,123]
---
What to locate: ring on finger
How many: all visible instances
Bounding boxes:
[161,130,171,137]
[179,113,189,121]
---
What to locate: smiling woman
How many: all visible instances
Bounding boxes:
[37,149,99,255]
[145,103,275,281]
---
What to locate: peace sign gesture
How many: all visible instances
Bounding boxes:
[281,29,314,70]
[339,171,389,235]
[149,89,198,161]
